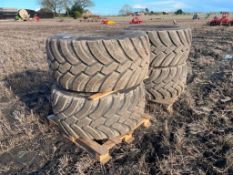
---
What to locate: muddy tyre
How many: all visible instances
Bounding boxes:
[46,31,150,92]
[145,64,187,104]
[127,25,192,67]
[50,84,145,140]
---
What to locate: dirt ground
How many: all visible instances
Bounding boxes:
[0,18,232,175]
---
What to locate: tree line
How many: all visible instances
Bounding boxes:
[39,0,94,18]
[39,1,186,18]
[119,4,185,16]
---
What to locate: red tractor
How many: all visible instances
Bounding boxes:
[129,16,143,24]
[101,18,109,24]
[210,12,233,26]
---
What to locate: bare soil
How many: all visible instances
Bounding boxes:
[0,19,232,175]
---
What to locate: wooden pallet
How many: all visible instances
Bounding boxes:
[65,115,151,164]
[88,90,116,101]
[48,89,151,164]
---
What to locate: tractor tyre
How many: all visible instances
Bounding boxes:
[145,64,187,104]
[46,31,150,92]
[127,25,191,105]
[127,25,192,67]
[50,84,145,140]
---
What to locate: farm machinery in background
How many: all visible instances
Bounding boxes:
[129,16,143,24]
[101,18,116,25]
[15,9,30,21]
[209,12,233,26]
[192,13,200,20]
[100,16,144,25]
[15,9,40,22]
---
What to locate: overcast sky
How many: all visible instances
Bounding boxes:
[0,0,232,15]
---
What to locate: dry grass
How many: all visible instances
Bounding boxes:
[0,18,232,175]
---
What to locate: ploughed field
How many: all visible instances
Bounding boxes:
[0,19,232,175]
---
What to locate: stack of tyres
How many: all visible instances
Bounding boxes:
[127,25,192,107]
[46,31,150,140]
